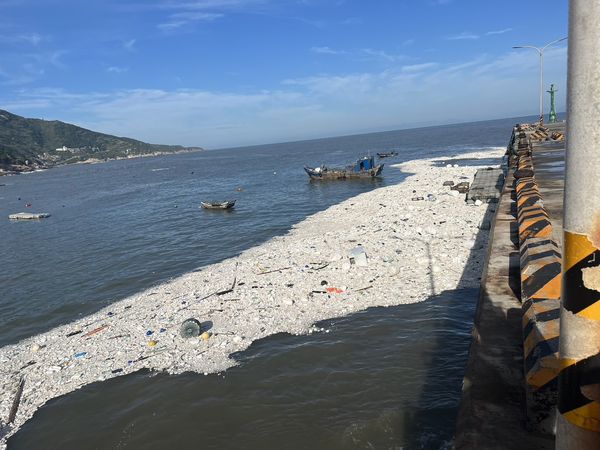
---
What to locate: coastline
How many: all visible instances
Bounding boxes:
[0,148,205,177]
[0,147,504,446]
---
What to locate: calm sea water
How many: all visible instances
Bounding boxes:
[2,117,526,449]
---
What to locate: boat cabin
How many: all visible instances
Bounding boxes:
[353,156,375,172]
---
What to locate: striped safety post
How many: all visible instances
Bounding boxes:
[556,1,600,447]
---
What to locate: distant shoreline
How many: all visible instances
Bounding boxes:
[0,148,204,177]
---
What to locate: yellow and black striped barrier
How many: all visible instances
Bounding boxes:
[520,237,562,390]
[558,231,600,433]
[515,176,553,242]
[512,145,564,432]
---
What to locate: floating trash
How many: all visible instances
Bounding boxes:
[349,247,368,267]
[326,287,344,294]
[180,318,202,338]
[74,352,87,359]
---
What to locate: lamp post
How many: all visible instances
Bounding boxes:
[513,36,567,124]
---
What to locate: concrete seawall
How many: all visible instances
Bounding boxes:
[455,122,567,449]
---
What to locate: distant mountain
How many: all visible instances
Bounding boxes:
[0,109,203,174]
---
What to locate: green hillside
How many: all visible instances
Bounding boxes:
[0,109,203,173]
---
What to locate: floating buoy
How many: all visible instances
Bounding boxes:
[180,318,202,338]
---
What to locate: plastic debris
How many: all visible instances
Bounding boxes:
[200,331,210,341]
[326,287,344,294]
[74,352,87,359]
[349,247,368,267]
[84,325,108,338]
[451,182,470,193]
[146,330,154,336]
[180,318,202,338]
[148,340,158,347]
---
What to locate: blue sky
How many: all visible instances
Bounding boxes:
[0,0,569,148]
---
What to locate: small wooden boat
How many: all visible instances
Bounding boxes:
[200,200,236,209]
[304,156,383,180]
[9,212,51,220]
[377,151,398,158]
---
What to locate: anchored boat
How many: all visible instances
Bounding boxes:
[304,155,383,180]
[200,200,236,210]
[377,151,398,158]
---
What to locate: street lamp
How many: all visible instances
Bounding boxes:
[513,36,567,124]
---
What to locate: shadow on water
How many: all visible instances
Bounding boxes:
[8,290,480,450]
[7,177,499,450]
[399,199,498,449]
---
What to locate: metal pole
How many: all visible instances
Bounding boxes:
[539,50,544,124]
[513,38,567,125]
[556,0,600,448]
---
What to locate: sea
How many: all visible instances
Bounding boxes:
[1,116,530,449]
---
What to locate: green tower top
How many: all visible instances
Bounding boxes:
[547,84,558,123]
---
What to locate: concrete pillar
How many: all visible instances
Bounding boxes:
[556,0,600,448]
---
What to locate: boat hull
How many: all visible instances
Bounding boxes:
[304,164,384,180]
[201,201,236,209]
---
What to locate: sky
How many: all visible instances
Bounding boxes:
[0,0,569,148]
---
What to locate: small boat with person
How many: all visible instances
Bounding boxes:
[200,200,236,210]
[304,155,383,180]
[376,151,398,158]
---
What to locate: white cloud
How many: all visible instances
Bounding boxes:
[106,66,128,74]
[342,17,361,25]
[401,62,438,73]
[310,46,347,55]
[310,46,404,62]
[3,48,567,148]
[152,0,267,30]
[445,32,479,40]
[158,11,223,30]
[485,28,512,36]
[0,32,43,45]
[123,39,136,51]
[360,48,403,62]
